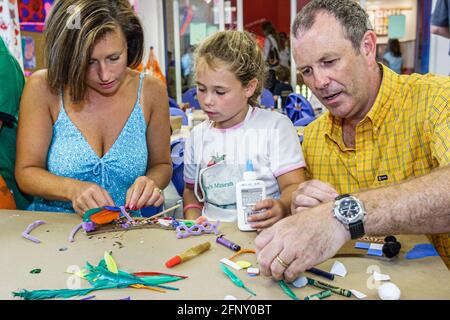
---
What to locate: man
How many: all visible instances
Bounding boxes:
[431,0,450,39]
[255,0,450,282]
[0,36,31,209]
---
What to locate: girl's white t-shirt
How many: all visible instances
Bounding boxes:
[184,107,306,200]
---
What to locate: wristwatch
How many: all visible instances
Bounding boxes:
[333,194,366,239]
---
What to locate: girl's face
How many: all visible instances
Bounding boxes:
[195,58,257,129]
[85,28,128,96]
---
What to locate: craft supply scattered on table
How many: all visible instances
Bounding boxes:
[307,267,335,280]
[216,235,241,251]
[307,277,352,298]
[22,220,46,243]
[68,222,83,242]
[278,280,298,300]
[14,253,185,300]
[165,242,211,268]
[304,290,332,300]
[292,276,308,288]
[220,264,256,296]
[378,282,401,300]
[330,260,347,277]
[220,258,242,271]
[30,268,41,274]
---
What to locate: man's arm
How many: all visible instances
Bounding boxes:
[431,0,449,38]
[255,166,450,282]
[431,25,450,39]
[360,167,450,235]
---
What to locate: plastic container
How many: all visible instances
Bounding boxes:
[236,160,266,231]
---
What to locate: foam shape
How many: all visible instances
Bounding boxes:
[369,243,384,250]
[350,289,367,299]
[236,261,252,269]
[367,248,383,256]
[373,270,391,281]
[378,282,401,300]
[292,276,308,288]
[355,242,370,249]
[224,295,237,300]
[405,244,439,260]
[247,267,259,275]
[220,258,242,270]
[330,260,347,277]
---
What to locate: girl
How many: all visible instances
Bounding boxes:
[183,30,306,230]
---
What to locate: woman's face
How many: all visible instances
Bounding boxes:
[85,28,128,96]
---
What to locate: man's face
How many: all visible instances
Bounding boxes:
[292,11,373,121]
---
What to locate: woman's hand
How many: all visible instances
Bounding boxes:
[71,181,115,216]
[126,176,164,210]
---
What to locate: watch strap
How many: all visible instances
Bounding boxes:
[349,220,365,239]
[335,193,350,200]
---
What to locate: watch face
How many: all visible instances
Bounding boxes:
[339,199,360,219]
[334,196,365,224]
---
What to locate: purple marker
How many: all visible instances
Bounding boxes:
[216,235,241,252]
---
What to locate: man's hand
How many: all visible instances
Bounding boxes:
[255,202,350,282]
[291,180,338,214]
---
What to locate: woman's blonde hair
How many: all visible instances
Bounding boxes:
[44,0,144,103]
[194,30,266,107]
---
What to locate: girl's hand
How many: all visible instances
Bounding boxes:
[71,181,115,216]
[126,176,164,210]
[247,199,287,229]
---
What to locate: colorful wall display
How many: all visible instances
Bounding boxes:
[0,0,23,67]
[18,0,53,32]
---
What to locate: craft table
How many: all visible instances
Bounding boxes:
[1,209,449,300]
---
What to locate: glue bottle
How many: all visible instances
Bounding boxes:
[235,160,266,231]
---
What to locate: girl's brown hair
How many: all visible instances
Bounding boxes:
[194,30,266,107]
[44,0,144,103]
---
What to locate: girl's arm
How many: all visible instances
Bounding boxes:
[183,184,203,220]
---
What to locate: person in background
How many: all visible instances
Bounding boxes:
[382,38,403,74]
[431,0,450,39]
[278,32,291,68]
[15,0,172,216]
[273,65,293,111]
[182,30,306,228]
[256,0,450,281]
[0,37,32,210]
[262,21,280,93]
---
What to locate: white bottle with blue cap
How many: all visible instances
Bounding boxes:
[236,160,266,231]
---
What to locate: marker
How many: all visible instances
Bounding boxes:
[307,267,335,281]
[165,242,211,268]
[304,290,332,300]
[216,235,241,251]
[307,277,352,298]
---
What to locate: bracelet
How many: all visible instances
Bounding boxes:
[183,204,203,213]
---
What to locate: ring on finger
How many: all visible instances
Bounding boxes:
[275,255,290,269]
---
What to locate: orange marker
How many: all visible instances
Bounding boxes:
[165,242,211,268]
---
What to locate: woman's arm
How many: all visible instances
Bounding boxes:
[15,71,114,214]
[15,71,80,200]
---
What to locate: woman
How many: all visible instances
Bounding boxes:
[382,38,403,74]
[15,0,172,216]
[278,32,290,68]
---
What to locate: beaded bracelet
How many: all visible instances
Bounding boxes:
[183,203,203,214]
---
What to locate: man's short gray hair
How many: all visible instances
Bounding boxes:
[292,0,373,52]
